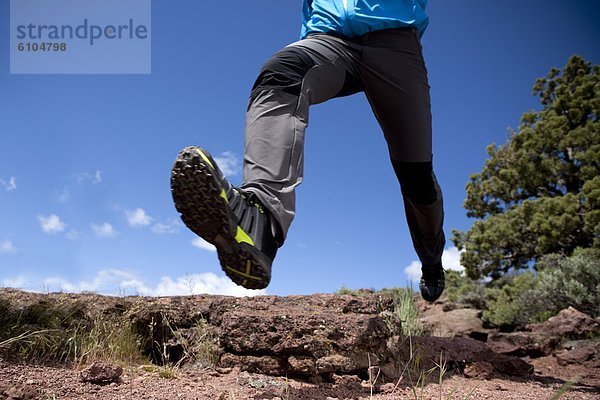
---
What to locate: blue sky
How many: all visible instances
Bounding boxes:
[1,1,599,297]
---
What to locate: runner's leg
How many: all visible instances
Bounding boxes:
[358,27,445,265]
[241,35,362,242]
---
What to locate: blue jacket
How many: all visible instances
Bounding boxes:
[301,0,429,39]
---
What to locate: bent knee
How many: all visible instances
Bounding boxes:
[250,47,316,98]
[392,160,439,205]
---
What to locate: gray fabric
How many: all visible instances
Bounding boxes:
[241,27,445,264]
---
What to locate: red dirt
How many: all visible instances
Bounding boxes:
[1,356,598,400]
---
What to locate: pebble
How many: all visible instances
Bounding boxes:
[379,382,396,393]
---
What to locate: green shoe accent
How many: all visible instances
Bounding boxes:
[235,226,255,246]
[220,188,229,203]
[225,260,262,281]
[195,148,214,169]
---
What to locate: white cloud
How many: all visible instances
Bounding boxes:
[404,246,465,283]
[151,218,181,235]
[404,260,422,283]
[42,270,135,293]
[126,208,153,228]
[441,246,465,273]
[66,230,82,240]
[72,170,102,185]
[0,176,16,192]
[1,276,26,288]
[214,151,241,177]
[38,214,66,234]
[37,269,264,297]
[143,273,265,297]
[91,223,117,238]
[93,170,102,183]
[0,240,18,255]
[191,237,216,252]
[55,187,70,203]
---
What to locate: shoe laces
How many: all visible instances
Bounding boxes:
[243,191,266,214]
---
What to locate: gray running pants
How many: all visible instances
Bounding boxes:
[241,27,445,265]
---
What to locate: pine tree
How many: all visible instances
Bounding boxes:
[452,56,599,279]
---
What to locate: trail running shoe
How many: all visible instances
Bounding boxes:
[171,146,280,289]
[420,262,445,302]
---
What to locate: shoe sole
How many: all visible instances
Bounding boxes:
[170,146,271,290]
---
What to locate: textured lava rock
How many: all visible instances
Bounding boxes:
[79,362,123,384]
[391,336,533,376]
[527,307,599,339]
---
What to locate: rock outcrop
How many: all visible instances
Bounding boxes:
[527,306,599,338]
[129,293,399,381]
[0,289,540,382]
[487,306,599,365]
[419,303,489,341]
[487,331,559,357]
[391,336,533,377]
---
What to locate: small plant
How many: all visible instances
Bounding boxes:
[391,337,483,400]
[380,287,426,336]
[435,351,446,400]
[367,353,381,399]
[146,312,219,379]
[0,329,52,350]
[179,317,220,367]
[183,271,197,296]
[392,335,434,400]
[283,375,290,400]
[148,314,179,378]
[75,316,144,367]
[157,365,178,379]
[549,375,581,400]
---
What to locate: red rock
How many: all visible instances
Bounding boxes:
[527,307,599,339]
[79,361,123,384]
[464,361,494,379]
[420,305,489,340]
[555,341,599,366]
[487,331,559,358]
[391,336,533,376]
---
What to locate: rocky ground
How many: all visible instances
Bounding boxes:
[0,289,598,399]
[1,358,599,400]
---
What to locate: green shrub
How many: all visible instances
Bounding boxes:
[482,248,600,328]
[336,286,375,296]
[445,270,486,309]
[481,272,536,329]
[528,248,600,319]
